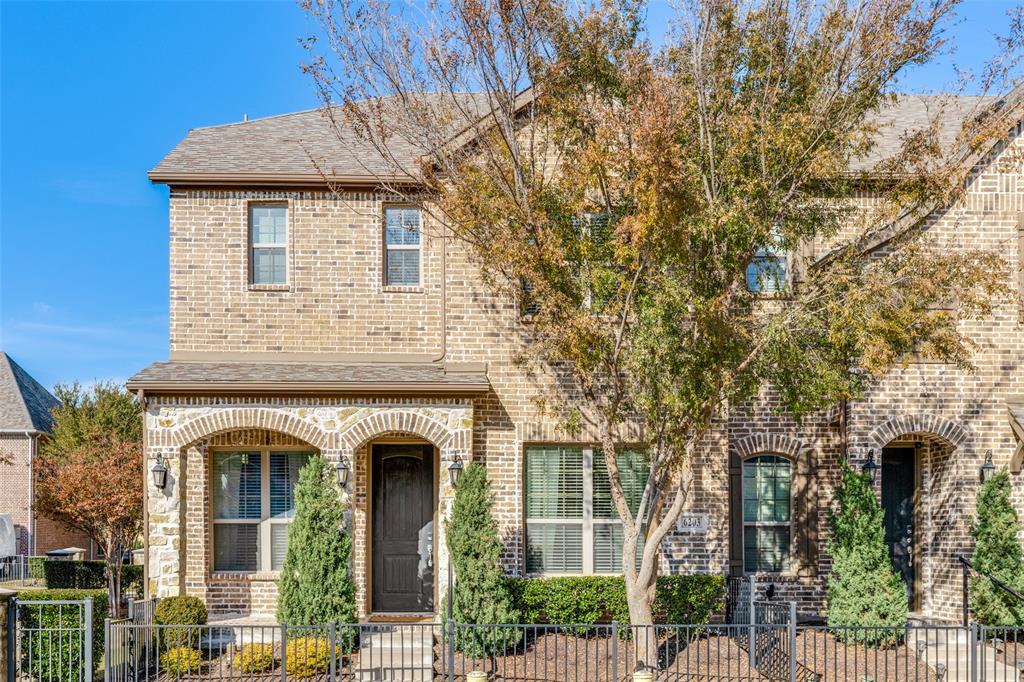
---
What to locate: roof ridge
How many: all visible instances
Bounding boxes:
[0,352,58,432]
[188,105,337,132]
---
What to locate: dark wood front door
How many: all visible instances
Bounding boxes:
[372,444,435,613]
[882,447,916,608]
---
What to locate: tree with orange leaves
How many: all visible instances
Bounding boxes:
[34,383,143,617]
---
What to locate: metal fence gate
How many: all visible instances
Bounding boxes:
[6,598,93,682]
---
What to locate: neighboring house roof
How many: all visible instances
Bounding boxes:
[0,353,58,433]
[150,92,997,185]
[126,361,490,395]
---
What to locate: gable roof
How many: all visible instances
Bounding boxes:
[150,92,1001,186]
[0,353,58,433]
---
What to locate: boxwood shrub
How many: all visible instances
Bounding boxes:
[17,588,108,682]
[42,560,143,595]
[154,595,208,649]
[507,574,725,626]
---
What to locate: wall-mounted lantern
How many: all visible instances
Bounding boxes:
[862,448,880,484]
[151,454,169,491]
[980,450,996,484]
[448,457,464,487]
[335,458,351,487]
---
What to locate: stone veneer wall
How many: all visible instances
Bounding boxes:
[145,396,472,619]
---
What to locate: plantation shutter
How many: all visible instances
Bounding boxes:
[525,446,584,573]
[270,451,311,518]
[592,449,647,573]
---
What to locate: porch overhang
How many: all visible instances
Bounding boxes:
[126,360,490,396]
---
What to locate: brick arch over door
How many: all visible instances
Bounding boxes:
[338,409,465,455]
[867,414,969,450]
[172,407,331,450]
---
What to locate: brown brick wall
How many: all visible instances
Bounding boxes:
[145,122,1024,623]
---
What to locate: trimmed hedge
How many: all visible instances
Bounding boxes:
[507,575,725,626]
[28,556,47,580]
[17,588,108,682]
[155,595,208,649]
[42,560,143,594]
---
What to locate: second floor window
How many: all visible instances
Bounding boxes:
[384,206,421,287]
[250,205,288,285]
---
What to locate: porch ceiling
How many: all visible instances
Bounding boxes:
[126,360,489,396]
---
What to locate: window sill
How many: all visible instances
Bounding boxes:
[210,571,281,582]
[248,284,291,293]
[382,285,425,294]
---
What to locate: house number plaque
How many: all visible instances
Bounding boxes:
[675,514,710,533]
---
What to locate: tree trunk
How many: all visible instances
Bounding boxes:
[625,570,660,670]
[104,536,122,619]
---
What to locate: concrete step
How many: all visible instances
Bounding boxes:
[356,625,437,681]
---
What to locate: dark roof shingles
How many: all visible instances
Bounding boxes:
[0,353,59,432]
[127,361,488,391]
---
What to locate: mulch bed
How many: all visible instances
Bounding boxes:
[449,629,938,682]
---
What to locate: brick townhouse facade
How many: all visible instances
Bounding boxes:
[129,92,1024,624]
[0,352,93,559]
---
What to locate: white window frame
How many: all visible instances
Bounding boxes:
[383,205,422,287]
[249,203,289,286]
[524,445,644,576]
[210,447,313,574]
[741,454,793,574]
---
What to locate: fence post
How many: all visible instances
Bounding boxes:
[788,602,797,682]
[748,576,756,670]
[281,623,288,682]
[447,619,456,682]
[969,622,978,682]
[103,618,111,682]
[83,597,93,682]
[329,621,337,681]
[611,620,618,682]
[5,596,15,682]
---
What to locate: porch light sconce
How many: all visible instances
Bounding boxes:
[335,459,350,487]
[862,448,880,484]
[448,457,464,487]
[151,454,169,491]
[980,450,996,483]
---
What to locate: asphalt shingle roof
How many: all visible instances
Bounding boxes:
[151,94,994,181]
[127,361,489,394]
[0,353,58,433]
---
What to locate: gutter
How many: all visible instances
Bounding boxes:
[148,171,419,188]
[137,389,149,600]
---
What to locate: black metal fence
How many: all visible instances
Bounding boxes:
[7,597,94,682]
[98,617,997,681]
[0,556,31,585]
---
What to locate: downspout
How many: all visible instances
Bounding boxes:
[840,398,849,460]
[137,389,149,600]
[28,431,36,556]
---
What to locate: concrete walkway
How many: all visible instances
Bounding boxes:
[909,626,1020,682]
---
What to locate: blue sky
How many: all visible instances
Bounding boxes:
[0,0,1017,391]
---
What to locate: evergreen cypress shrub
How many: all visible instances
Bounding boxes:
[446,462,522,657]
[826,462,907,646]
[970,470,1024,626]
[277,456,356,633]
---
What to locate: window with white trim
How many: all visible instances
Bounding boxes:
[742,455,792,573]
[525,445,647,574]
[384,206,421,286]
[212,450,312,572]
[250,205,288,285]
